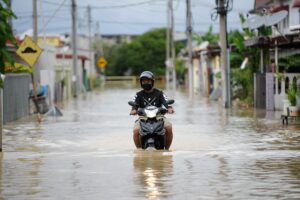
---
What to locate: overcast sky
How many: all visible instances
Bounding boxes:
[11,0,255,36]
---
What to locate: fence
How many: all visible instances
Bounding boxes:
[274,73,300,111]
[3,74,30,124]
[105,76,137,84]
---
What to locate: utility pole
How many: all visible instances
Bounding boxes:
[186,0,193,95]
[32,0,42,122]
[166,0,176,90]
[72,0,78,97]
[170,0,176,90]
[166,0,170,89]
[33,0,38,42]
[87,6,93,78]
[217,0,231,108]
[96,21,104,57]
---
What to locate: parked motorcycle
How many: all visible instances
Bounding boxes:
[128,99,174,150]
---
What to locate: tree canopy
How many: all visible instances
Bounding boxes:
[193,25,219,44]
[103,28,184,76]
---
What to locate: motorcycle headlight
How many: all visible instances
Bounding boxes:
[145,107,158,118]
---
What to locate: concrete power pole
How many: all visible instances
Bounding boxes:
[166,1,170,89]
[217,0,231,108]
[166,0,176,90]
[72,0,78,97]
[186,0,193,95]
[87,6,93,78]
[170,0,176,90]
[32,0,42,122]
[96,21,104,57]
[33,0,38,42]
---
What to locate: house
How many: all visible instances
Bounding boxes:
[101,34,137,45]
[178,40,221,97]
[191,42,221,97]
[25,33,96,101]
[245,0,300,111]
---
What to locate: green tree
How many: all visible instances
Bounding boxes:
[229,29,260,102]
[0,0,17,87]
[278,55,300,72]
[102,43,123,76]
[104,28,184,76]
[229,14,271,103]
[193,25,219,44]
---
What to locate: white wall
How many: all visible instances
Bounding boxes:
[289,0,300,31]
[35,44,56,104]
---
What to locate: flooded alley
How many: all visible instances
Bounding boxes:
[2,82,300,200]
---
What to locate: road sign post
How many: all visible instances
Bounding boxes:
[16,35,43,122]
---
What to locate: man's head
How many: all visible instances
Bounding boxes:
[139,71,154,91]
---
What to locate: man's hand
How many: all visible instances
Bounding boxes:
[167,107,174,114]
[130,109,137,115]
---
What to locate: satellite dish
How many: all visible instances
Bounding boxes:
[265,10,288,26]
[244,15,266,30]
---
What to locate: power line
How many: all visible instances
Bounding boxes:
[41,0,67,30]
[13,17,239,28]
[91,0,161,9]
[14,7,69,15]
[37,0,164,9]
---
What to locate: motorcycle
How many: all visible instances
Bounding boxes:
[128,99,174,150]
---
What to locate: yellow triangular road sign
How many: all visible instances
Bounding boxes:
[16,35,43,67]
[97,57,107,69]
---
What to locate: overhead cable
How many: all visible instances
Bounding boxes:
[38,0,163,9]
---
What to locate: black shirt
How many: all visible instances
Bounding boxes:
[132,88,169,110]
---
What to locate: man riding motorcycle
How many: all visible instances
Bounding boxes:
[130,71,174,150]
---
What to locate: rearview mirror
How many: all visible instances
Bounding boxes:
[128,101,137,107]
[166,99,175,105]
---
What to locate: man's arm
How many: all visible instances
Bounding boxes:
[160,91,169,108]
[130,93,139,115]
[160,91,174,114]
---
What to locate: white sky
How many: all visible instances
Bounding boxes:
[11,0,255,35]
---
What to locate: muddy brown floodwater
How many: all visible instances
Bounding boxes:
[2,82,300,200]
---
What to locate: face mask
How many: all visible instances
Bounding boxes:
[142,83,152,91]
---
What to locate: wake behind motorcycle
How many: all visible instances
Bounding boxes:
[129,99,174,150]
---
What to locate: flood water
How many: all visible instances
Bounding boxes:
[2,82,300,200]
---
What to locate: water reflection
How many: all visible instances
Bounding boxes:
[133,150,173,200]
[249,157,300,198]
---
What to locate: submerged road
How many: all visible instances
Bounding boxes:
[2,82,300,200]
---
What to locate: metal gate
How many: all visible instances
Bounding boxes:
[265,73,275,111]
[3,74,30,124]
[254,73,266,109]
